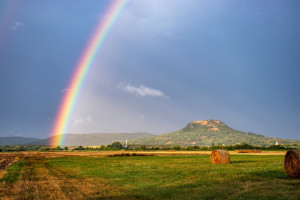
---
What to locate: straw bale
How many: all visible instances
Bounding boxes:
[210,150,230,164]
[284,150,300,178]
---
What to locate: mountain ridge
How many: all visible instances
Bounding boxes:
[1,120,299,146]
[0,137,40,145]
[29,132,154,146]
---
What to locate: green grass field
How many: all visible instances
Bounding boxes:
[1,154,300,199]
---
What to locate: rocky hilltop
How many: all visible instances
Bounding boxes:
[187,120,225,130]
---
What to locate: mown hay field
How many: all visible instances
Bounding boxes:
[0,152,300,200]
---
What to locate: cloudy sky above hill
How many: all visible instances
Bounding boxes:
[0,0,299,139]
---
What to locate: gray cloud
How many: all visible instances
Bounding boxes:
[11,21,24,31]
[118,83,169,99]
[71,115,92,126]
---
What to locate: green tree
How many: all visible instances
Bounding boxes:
[39,147,50,152]
[99,145,105,150]
[173,146,181,150]
[33,146,40,151]
[194,146,200,150]
[200,146,208,150]
[111,142,123,150]
[56,146,61,150]
[186,146,194,151]
[75,145,85,150]
[104,145,112,151]
[16,146,26,151]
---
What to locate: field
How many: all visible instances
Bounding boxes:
[0,151,299,200]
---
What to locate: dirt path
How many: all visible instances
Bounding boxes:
[0,157,18,171]
[0,156,19,180]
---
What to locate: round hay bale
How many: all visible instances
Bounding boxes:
[284,150,300,178]
[210,150,230,164]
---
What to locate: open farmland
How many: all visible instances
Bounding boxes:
[0,151,299,200]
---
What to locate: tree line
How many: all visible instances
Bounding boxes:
[0,142,299,152]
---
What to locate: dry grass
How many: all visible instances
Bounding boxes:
[0,150,287,160]
[0,157,120,200]
[0,151,212,159]
[234,149,262,153]
[0,152,299,199]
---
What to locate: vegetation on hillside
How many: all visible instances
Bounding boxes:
[131,120,300,146]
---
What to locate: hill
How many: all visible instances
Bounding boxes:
[29,132,155,146]
[131,120,300,146]
[0,137,40,145]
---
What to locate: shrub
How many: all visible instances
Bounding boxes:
[173,146,181,150]
[111,142,123,150]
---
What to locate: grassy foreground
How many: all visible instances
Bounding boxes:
[0,154,299,200]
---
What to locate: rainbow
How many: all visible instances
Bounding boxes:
[50,0,129,146]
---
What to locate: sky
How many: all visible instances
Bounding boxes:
[0,0,299,140]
